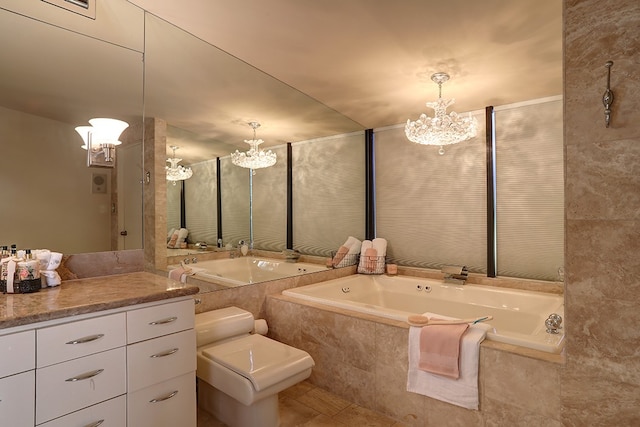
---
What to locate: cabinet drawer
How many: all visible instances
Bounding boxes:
[37,312,126,368]
[127,371,196,427]
[0,330,35,377]
[39,394,126,427]
[36,347,127,424]
[127,299,194,344]
[0,370,35,427]
[128,329,196,392]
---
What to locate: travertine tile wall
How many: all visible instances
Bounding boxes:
[265,297,563,426]
[563,0,640,424]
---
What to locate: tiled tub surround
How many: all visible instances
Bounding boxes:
[266,294,564,426]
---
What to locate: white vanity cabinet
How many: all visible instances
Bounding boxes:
[0,330,36,427]
[0,295,196,427]
[126,298,197,427]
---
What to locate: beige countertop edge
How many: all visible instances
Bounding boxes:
[0,271,199,330]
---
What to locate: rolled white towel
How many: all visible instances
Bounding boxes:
[334,236,362,267]
[372,238,388,257]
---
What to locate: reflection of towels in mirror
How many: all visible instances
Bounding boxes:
[167,228,189,249]
[333,236,362,267]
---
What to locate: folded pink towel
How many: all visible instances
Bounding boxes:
[418,322,469,379]
[168,267,190,282]
[363,247,378,272]
[332,245,349,266]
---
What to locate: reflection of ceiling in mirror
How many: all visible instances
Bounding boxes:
[131,0,562,135]
[0,1,144,126]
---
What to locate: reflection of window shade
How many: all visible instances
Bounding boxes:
[375,113,487,272]
[166,180,181,233]
[220,157,250,247]
[252,145,287,252]
[184,160,218,244]
[292,132,366,257]
[495,97,564,281]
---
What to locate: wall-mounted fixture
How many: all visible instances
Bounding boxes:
[602,60,614,128]
[75,118,129,168]
[230,122,277,169]
[405,72,478,155]
[166,145,193,185]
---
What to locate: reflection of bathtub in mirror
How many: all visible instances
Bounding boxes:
[172,256,329,288]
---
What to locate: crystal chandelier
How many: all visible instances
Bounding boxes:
[166,145,193,185]
[231,122,277,169]
[405,72,478,155]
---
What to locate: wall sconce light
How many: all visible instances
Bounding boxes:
[75,118,129,168]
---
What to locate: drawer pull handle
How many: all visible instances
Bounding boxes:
[150,347,179,358]
[149,390,178,403]
[148,316,178,326]
[84,420,105,427]
[66,334,105,345]
[65,368,104,382]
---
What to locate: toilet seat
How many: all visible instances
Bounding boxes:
[201,334,314,392]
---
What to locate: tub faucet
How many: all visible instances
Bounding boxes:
[442,265,468,285]
[283,249,300,263]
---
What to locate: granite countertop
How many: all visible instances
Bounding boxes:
[0,272,199,330]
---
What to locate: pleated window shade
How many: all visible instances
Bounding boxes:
[220,156,250,248]
[166,179,181,234]
[292,132,366,257]
[251,144,287,252]
[495,97,564,281]
[375,111,487,272]
[183,159,218,244]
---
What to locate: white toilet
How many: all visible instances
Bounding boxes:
[195,306,314,427]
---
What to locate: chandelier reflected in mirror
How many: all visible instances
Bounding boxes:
[166,145,193,185]
[231,122,277,169]
[405,72,478,155]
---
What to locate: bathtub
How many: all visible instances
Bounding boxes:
[282,274,565,354]
[183,256,328,287]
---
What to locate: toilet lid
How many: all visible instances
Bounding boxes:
[201,334,314,392]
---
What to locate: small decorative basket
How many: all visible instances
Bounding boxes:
[357,255,386,275]
[330,252,360,268]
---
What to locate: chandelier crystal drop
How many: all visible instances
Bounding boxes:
[405,72,478,155]
[231,122,277,169]
[166,145,193,185]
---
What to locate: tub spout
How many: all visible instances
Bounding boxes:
[283,249,300,263]
[442,265,468,285]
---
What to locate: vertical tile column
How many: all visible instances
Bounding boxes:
[563,0,640,423]
[143,117,168,271]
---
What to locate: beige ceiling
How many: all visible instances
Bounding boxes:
[131,0,563,130]
[1,0,562,165]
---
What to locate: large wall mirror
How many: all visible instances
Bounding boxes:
[143,14,365,264]
[0,1,145,254]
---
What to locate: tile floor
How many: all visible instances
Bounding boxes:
[197,380,408,427]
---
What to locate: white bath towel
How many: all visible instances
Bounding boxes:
[372,238,387,257]
[407,312,490,410]
[334,236,362,267]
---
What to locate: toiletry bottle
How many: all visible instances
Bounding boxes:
[0,245,8,292]
[1,245,18,293]
[14,249,41,293]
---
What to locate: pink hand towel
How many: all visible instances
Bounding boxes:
[364,247,378,272]
[332,245,349,266]
[169,267,190,282]
[418,322,469,379]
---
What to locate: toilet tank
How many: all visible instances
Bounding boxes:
[195,306,255,347]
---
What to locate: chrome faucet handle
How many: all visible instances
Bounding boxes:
[545,313,563,334]
[183,258,190,265]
